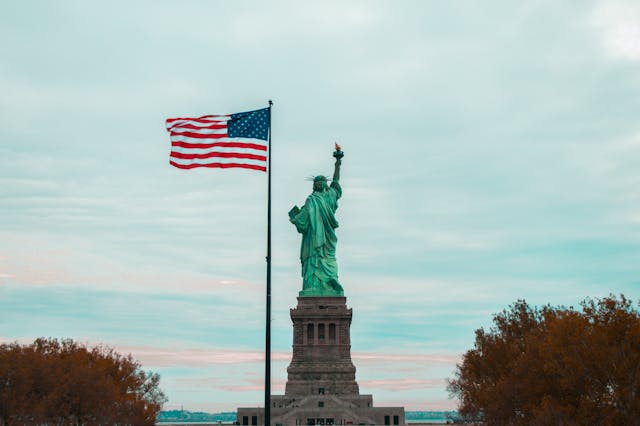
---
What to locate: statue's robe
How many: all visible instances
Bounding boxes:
[291,182,344,296]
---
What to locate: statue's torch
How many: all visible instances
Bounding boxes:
[333,142,344,160]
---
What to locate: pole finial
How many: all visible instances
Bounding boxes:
[268,99,273,107]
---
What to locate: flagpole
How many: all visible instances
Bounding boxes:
[265,99,273,426]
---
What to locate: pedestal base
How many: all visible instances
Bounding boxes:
[285,296,358,396]
[236,295,406,425]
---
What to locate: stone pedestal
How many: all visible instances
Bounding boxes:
[286,297,358,396]
[236,296,406,426]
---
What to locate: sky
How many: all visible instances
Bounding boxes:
[1,0,640,413]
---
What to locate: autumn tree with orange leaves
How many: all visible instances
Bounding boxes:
[0,338,167,426]
[448,295,640,425]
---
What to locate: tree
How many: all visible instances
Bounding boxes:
[448,295,640,425]
[0,338,167,425]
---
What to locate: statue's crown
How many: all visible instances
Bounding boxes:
[305,175,331,182]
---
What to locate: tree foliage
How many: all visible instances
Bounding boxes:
[0,338,167,425]
[448,295,640,425]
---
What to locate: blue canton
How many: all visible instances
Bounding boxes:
[228,108,270,141]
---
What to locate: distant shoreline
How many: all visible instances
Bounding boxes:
[157,410,456,424]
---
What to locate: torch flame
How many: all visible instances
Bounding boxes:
[335,142,342,151]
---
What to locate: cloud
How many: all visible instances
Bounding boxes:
[74,341,460,371]
[0,337,457,377]
[359,378,445,391]
[171,376,287,393]
[353,352,460,365]
[591,0,640,60]
[0,231,263,292]
[126,346,291,368]
[221,379,287,393]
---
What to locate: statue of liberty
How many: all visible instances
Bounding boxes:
[289,145,344,297]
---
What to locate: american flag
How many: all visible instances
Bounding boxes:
[166,107,270,171]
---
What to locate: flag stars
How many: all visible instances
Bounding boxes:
[228,108,270,141]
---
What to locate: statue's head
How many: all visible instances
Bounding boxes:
[312,175,329,192]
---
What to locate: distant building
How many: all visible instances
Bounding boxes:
[237,296,405,426]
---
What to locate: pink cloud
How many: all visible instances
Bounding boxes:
[359,377,445,391]
[0,337,458,372]
[0,232,261,292]
[123,346,460,370]
[116,345,291,368]
[220,378,286,393]
[0,244,74,286]
[171,376,287,393]
[0,338,291,368]
[353,352,461,365]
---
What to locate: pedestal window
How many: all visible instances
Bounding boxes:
[307,323,314,343]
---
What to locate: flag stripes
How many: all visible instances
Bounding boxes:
[171,141,267,151]
[169,161,266,171]
[165,109,269,172]
[171,131,228,139]
[171,151,266,161]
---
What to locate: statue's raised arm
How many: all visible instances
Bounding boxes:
[332,142,343,183]
[289,145,345,297]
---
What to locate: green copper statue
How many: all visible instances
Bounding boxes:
[289,144,345,297]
